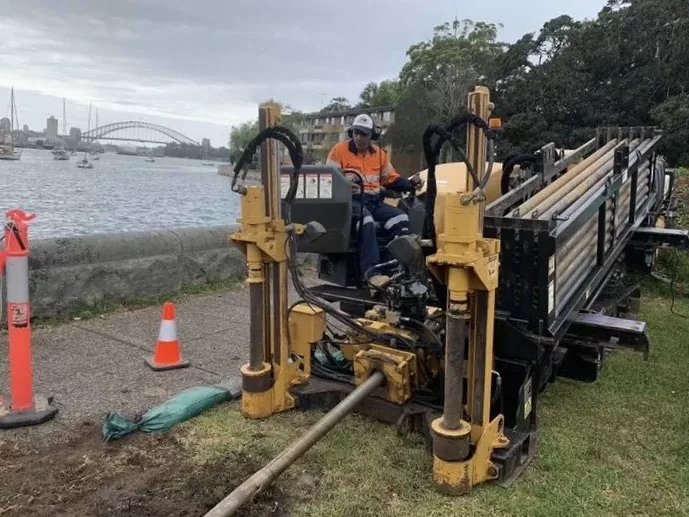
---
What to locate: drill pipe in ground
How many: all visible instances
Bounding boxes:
[539,139,642,220]
[203,370,386,517]
[512,139,619,217]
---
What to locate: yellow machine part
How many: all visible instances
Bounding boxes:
[406,162,505,235]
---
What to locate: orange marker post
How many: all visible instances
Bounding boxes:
[0,209,58,428]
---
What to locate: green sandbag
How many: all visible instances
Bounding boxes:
[103,386,231,441]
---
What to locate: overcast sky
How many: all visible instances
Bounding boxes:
[0,0,604,147]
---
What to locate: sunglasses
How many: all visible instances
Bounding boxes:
[352,129,370,136]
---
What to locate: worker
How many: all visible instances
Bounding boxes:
[326,113,423,287]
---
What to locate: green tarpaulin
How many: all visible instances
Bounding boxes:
[103,385,236,441]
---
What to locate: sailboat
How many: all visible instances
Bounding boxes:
[145,149,155,162]
[0,87,22,161]
[78,103,94,169]
[52,97,70,160]
[89,108,100,160]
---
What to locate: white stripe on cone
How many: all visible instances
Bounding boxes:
[157,320,178,341]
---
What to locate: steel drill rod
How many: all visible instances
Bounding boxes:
[557,218,597,259]
[557,184,650,301]
[557,140,651,221]
[528,140,626,217]
[557,212,612,263]
[557,234,611,292]
[555,172,641,274]
[557,255,597,312]
[513,139,619,217]
[443,308,468,430]
[203,370,386,517]
[540,139,642,220]
[249,282,265,370]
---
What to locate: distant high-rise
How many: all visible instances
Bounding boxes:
[202,138,211,149]
[46,116,58,140]
[0,118,10,133]
[22,124,29,132]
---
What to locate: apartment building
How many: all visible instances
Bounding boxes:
[297,105,395,163]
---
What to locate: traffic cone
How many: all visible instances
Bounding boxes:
[145,302,190,371]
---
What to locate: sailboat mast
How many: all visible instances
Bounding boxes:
[10,88,14,147]
[62,98,67,136]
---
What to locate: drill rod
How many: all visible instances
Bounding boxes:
[443,305,468,430]
[204,370,386,517]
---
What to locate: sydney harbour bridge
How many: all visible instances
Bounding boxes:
[80,121,201,146]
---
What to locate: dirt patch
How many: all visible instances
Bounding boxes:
[0,421,285,517]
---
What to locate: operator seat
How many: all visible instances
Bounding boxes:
[279,165,419,288]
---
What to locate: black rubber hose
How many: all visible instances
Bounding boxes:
[500,154,539,195]
[422,113,498,246]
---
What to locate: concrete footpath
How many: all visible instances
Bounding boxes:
[0,284,264,446]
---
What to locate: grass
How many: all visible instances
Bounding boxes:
[179,293,689,517]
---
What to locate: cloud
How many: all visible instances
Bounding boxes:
[0,0,605,145]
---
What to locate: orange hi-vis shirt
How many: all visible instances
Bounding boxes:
[326,139,400,195]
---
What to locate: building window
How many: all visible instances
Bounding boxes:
[383,111,391,122]
[340,116,345,125]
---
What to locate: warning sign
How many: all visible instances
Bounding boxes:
[305,174,319,198]
[297,174,305,198]
[319,174,332,198]
[280,175,290,198]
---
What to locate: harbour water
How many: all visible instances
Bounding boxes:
[0,148,241,239]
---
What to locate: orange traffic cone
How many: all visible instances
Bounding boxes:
[145,302,190,371]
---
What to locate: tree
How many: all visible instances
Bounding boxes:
[320,97,351,113]
[229,120,259,165]
[386,19,507,162]
[358,80,402,108]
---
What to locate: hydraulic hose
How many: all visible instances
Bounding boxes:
[422,113,498,246]
[500,154,539,195]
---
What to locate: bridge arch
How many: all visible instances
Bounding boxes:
[81,121,200,146]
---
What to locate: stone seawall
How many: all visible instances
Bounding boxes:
[7,225,247,320]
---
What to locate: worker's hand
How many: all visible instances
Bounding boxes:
[409,176,424,191]
[343,169,363,194]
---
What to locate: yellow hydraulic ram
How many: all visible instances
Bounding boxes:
[426,86,509,494]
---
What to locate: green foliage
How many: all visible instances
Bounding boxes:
[358,80,402,108]
[229,119,259,164]
[369,2,689,167]
[651,97,689,166]
[320,97,351,114]
[228,99,306,165]
[164,142,229,160]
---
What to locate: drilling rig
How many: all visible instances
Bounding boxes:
[205,86,686,516]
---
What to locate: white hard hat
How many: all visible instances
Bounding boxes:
[351,114,374,135]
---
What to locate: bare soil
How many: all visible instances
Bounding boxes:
[0,421,284,517]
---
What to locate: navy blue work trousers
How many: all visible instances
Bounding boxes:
[353,194,410,276]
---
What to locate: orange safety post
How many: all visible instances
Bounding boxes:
[0,209,58,428]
